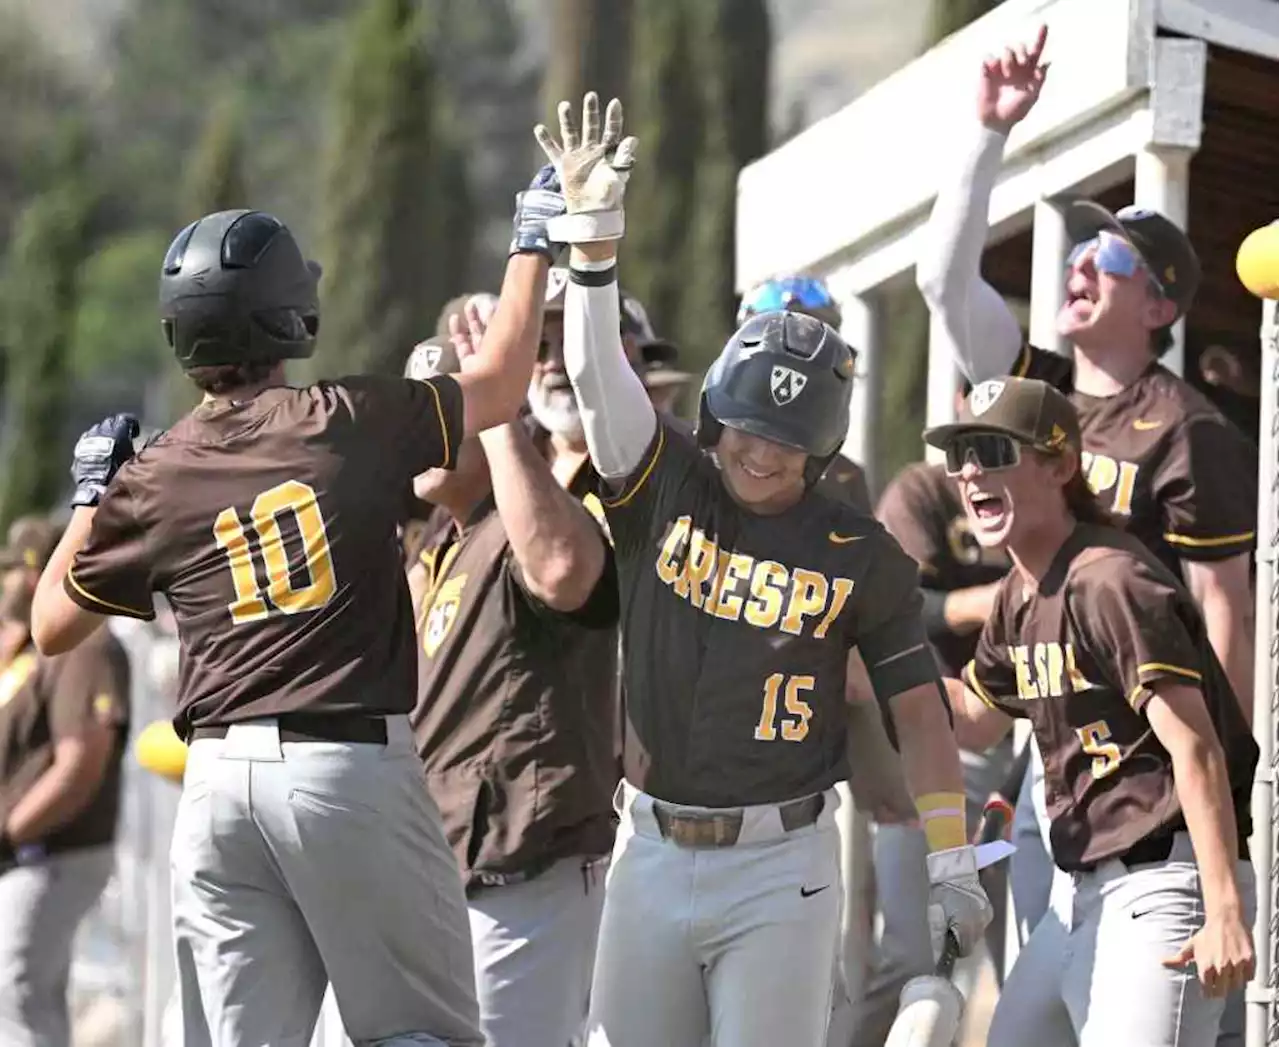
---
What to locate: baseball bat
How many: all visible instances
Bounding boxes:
[882,930,966,1047]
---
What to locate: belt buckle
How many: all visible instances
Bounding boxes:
[668,811,742,848]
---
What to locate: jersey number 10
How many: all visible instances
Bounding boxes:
[213,480,338,625]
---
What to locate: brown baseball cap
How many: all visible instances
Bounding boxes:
[404,336,461,379]
[923,376,1080,456]
[1062,198,1201,319]
[0,515,63,571]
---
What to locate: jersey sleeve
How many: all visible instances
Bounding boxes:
[962,610,1020,717]
[1068,555,1205,714]
[1152,416,1257,561]
[1011,343,1074,394]
[44,641,131,740]
[850,534,942,707]
[816,456,872,513]
[876,467,944,581]
[65,474,157,620]
[600,418,704,555]
[341,373,465,479]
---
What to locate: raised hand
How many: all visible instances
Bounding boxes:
[509,162,566,260]
[447,297,491,371]
[70,413,141,508]
[977,24,1050,134]
[535,92,638,245]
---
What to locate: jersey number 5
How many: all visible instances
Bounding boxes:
[1076,719,1122,780]
[213,480,337,625]
[755,672,814,743]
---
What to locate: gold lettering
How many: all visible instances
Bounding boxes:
[1012,645,1037,702]
[682,531,718,610]
[655,516,691,586]
[813,578,855,639]
[710,552,755,621]
[781,569,829,636]
[744,560,788,629]
[1112,461,1139,516]
[1085,453,1119,499]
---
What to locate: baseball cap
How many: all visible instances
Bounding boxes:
[404,336,460,380]
[923,376,1080,457]
[1062,199,1201,319]
[0,515,63,571]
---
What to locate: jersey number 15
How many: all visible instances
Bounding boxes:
[213,480,338,625]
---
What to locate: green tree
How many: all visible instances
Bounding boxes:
[621,2,704,339]
[541,0,633,128]
[316,0,472,376]
[179,93,248,223]
[876,0,1004,483]
[0,123,95,528]
[677,0,770,371]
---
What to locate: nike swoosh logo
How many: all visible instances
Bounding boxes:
[828,532,863,544]
[1133,419,1162,431]
[800,885,830,898]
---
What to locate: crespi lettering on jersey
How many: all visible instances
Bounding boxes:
[1009,641,1092,701]
[654,516,854,637]
[1080,451,1140,517]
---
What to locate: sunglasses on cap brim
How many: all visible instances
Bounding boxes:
[1066,235,1164,297]
[737,277,837,326]
[943,432,1025,477]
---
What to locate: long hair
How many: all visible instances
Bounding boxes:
[1031,448,1114,527]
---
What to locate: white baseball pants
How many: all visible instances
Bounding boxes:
[171,716,481,1047]
[586,780,843,1047]
[988,832,1255,1047]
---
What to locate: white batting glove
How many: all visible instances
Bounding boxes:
[535,92,638,245]
[926,845,993,960]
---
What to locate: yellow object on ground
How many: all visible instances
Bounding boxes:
[134,719,187,783]
[1236,221,1279,300]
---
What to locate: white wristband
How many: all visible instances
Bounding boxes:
[547,210,625,244]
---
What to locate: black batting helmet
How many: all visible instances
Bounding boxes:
[159,209,320,369]
[697,311,855,479]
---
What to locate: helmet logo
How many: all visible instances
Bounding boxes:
[770,365,808,406]
[970,379,1005,416]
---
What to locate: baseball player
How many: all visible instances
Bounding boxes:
[737,275,873,513]
[928,375,1258,1047]
[405,319,618,1047]
[0,516,130,1047]
[533,92,990,1047]
[26,177,564,1047]
[919,29,1258,1024]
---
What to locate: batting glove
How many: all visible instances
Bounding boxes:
[535,92,638,245]
[70,413,141,508]
[509,163,567,260]
[926,844,993,960]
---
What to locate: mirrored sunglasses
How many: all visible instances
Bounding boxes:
[1066,235,1163,296]
[943,432,1023,477]
[737,277,837,326]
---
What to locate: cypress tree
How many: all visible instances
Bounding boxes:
[179,93,248,223]
[677,0,770,372]
[0,122,94,528]
[541,0,633,129]
[316,0,471,377]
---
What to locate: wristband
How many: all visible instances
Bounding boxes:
[546,211,624,244]
[915,791,968,852]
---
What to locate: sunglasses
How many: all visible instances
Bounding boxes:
[1066,234,1164,296]
[943,432,1024,477]
[737,277,838,326]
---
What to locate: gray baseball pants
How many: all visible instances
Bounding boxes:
[0,845,115,1047]
[171,716,482,1047]
[586,780,843,1047]
[988,832,1255,1047]
[468,854,608,1047]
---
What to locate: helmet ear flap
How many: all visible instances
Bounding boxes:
[696,395,723,449]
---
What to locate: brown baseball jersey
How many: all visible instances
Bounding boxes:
[964,523,1256,871]
[602,419,938,807]
[64,376,463,740]
[816,454,872,514]
[0,630,130,855]
[411,472,618,889]
[1012,347,1256,576]
[877,461,1010,676]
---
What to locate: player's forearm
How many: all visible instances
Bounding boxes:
[915,122,1023,381]
[942,581,1002,636]
[32,508,104,655]
[456,253,549,437]
[1169,737,1246,920]
[889,682,969,850]
[1201,592,1254,725]
[562,247,656,479]
[478,422,606,611]
[6,740,109,845]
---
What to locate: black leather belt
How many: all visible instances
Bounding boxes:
[653,793,824,849]
[1111,828,1250,870]
[190,713,388,746]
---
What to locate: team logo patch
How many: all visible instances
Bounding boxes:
[405,343,441,381]
[423,574,468,658]
[770,365,807,406]
[969,380,1005,416]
